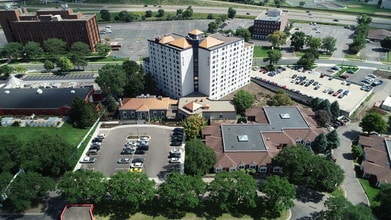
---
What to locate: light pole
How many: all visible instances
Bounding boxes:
[1,168,24,207]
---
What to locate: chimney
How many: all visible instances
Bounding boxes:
[157,96,162,100]
[119,98,123,106]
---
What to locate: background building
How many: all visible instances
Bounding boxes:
[144,29,253,100]
[0,6,100,51]
[252,9,288,40]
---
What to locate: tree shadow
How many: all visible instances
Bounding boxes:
[296,186,325,203]
[44,195,67,220]
[296,211,323,220]
[341,129,361,140]
[342,152,353,160]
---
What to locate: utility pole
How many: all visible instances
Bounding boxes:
[1,168,25,207]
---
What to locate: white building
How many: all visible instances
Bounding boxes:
[381,0,391,9]
[144,29,254,100]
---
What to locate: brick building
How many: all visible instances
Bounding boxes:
[0,7,100,51]
[252,9,288,40]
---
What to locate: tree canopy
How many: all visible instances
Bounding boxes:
[181,114,206,139]
[290,31,306,51]
[359,112,387,134]
[269,90,293,106]
[263,49,282,67]
[100,9,111,21]
[43,38,67,55]
[268,31,287,48]
[380,36,391,50]
[233,90,254,115]
[323,196,374,220]
[184,139,217,176]
[274,145,344,192]
[321,36,337,55]
[70,96,99,128]
[95,64,127,97]
[374,183,391,219]
[227,7,236,19]
[23,41,43,60]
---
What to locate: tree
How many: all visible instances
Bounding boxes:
[3,172,55,212]
[70,42,91,57]
[269,90,293,106]
[20,134,77,177]
[235,28,251,42]
[157,9,165,17]
[261,175,296,215]
[158,172,206,213]
[103,94,119,112]
[207,14,214,19]
[118,10,134,22]
[43,60,55,72]
[263,49,282,67]
[2,42,23,61]
[380,36,391,50]
[374,184,391,220]
[315,110,332,127]
[324,196,374,220]
[24,41,44,60]
[43,38,67,55]
[330,101,340,120]
[58,170,106,203]
[299,1,305,6]
[359,112,387,134]
[321,36,337,55]
[351,145,364,160]
[122,60,145,97]
[326,130,340,151]
[207,171,257,213]
[315,99,331,113]
[268,31,287,48]
[306,35,322,50]
[70,96,99,128]
[100,9,111,21]
[183,6,193,18]
[106,172,156,211]
[143,72,157,95]
[290,31,306,51]
[232,90,254,115]
[311,133,327,153]
[273,145,344,192]
[95,64,127,97]
[181,114,206,139]
[228,7,236,19]
[0,65,14,78]
[388,115,391,132]
[56,56,74,72]
[184,138,217,176]
[96,43,111,57]
[0,135,23,173]
[145,10,153,17]
[208,22,219,33]
[357,14,372,25]
[296,51,316,70]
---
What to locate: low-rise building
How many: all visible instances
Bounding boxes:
[177,96,236,120]
[367,29,391,41]
[118,95,177,121]
[202,106,325,173]
[359,134,391,187]
[252,9,288,40]
[0,86,94,116]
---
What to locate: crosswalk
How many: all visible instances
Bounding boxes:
[23,73,95,81]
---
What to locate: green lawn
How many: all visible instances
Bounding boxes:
[358,178,380,207]
[253,46,276,58]
[336,0,391,15]
[0,122,88,146]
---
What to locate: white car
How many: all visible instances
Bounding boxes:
[170,149,182,154]
[169,157,180,163]
[130,161,144,168]
[80,157,96,163]
[97,134,106,139]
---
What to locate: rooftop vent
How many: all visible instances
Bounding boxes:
[70,90,75,94]
[237,135,249,142]
[4,90,10,94]
[280,113,290,119]
[36,89,43,94]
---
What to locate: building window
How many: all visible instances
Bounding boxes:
[215,167,222,173]
[161,111,165,117]
[238,164,245,169]
[273,166,282,173]
[153,111,157,117]
[229,167,236,172]
[122,111,127,118]
[259,166,267,173]
[130,112,135,118]
[249,164,256,170]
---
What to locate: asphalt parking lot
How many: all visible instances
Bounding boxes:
[251,67,371,115]
[78,125,183,181]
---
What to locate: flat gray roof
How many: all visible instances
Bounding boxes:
[221,124,267,152]
[62,206,93,220]
[262,106,310,130]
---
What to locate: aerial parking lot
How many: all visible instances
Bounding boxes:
[77,125,185,181]
[251,67,372,116]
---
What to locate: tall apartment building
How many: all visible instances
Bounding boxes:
[252,9,288,40]
[0,7,100,51]
[144,30,254,100]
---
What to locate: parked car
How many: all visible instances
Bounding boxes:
[169,152,181,158]
[169,157,181,163]
[372,80,383,86]
[367,74,376,78]
[134,150,146,155]
[129,167,143,173]
[89,144,101,151]
[80,157,96,163]
[121,148,135,155]
[117,158,131,164]
[87,149,98,156]
[171,141,182,146]
[97,134,106,139]
[130,161,144,168]
[132,158,144,163]
[137,145,149,151]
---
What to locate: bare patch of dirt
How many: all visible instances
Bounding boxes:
[375,12,391,16]
[220,81,275,106]
[374,70,391,79]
